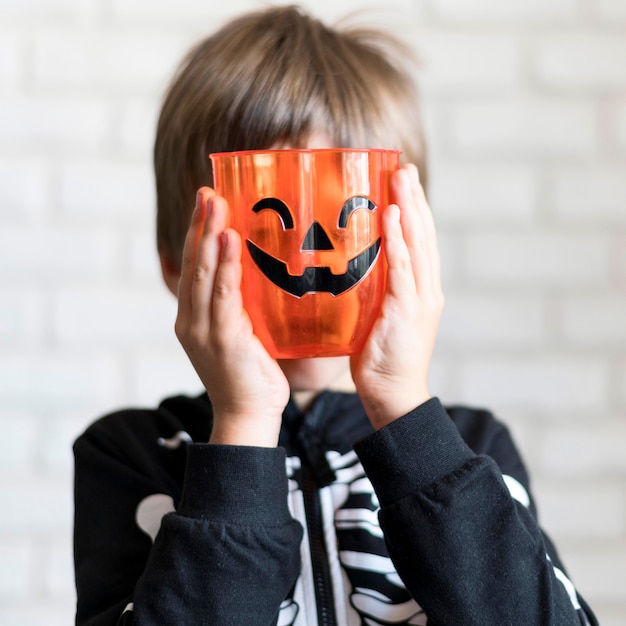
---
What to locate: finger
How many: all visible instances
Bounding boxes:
[211,228,246,340]
[408,164,433,234]
[178,187,214,316]
[394,165,442,297]
[189,194,228,332]
[381,203,414,302]
[391,167,420,250]
[407,164,442,293]
[391,167,431,294]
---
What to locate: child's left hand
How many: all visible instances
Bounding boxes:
[174,189,290,447]
[350,164,444,430]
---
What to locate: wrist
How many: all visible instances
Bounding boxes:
[209,411,282,447]
[361,389,432,431]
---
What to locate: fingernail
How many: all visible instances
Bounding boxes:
[192,191,206,226]
[387,203,400,225]
[408,165,420,194]
[219,231,229,256]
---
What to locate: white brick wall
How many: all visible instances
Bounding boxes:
[0,0,624,624]
[614,102,626,152]
[429,0,580,23]
[418,33,520,93]
[466,231,611,286]
[533,34,626,91]
[552,165,626,222]
[595,0,626,20]
[458,356,609,412]
[451,99,598,157]
[429,162,537,223]
[0,97,109,153]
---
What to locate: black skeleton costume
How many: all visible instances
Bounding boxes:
[73,393,597,625]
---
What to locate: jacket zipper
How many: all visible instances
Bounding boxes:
[294,394,338,626]
[302,465,337,626]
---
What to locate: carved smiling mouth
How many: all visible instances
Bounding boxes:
[246,238,382,297]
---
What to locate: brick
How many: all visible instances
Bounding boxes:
[534,34,626,91]
[559,296,626,346]
[0,416,38,473]
[110,0,260,24]
[0,477,72,532]
[589,609,626,626]
[0,158,50,221]
[0,0,76,20]
[560,548,626,602]
[436,228,465,294]
[129,232,163,281]
[418,33,519,94]
[619,360,626,407]
[71,0,102,23]
[434,230,463,289]
[552,165,626,222]
[437,294,545,349]
[0,540,32,598]
[452,99,597,157]
[31,30,185,93]
[457,357,609,411]
[43,538,75,599]
[501,418,536,467]
[0,32,19,89]
[538,422,626,477]
[59,160,154,221]
[0,97,108,152]
[595,0,626,20]
[0,607,74,626]
[615,234,626,286]
[419,100,445,162]
[322,2,424,25]
[130,351,203,406]
[534,482,624,538]
[426,354,458,401]
[466,231,610,287]
[109,0,419,26]
[0,290,45,347]
[0,355,123,413]
[429,0,579,23]
[53,287,175,348]
[0,227,116,281]
[30,32,89,89]
[429,162,536,223]
[613,103,626,153]
[118,99,159,158]
[40,415,88,474]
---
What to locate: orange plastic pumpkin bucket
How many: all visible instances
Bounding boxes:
[210,148,401,358]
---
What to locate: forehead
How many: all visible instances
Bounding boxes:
[270,130,336,150]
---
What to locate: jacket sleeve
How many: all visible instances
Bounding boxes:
[353,397,598,626]
[74,430,303,625]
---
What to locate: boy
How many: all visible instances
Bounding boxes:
[73,6,598,625]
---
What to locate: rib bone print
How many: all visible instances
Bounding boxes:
[285,451,426,625]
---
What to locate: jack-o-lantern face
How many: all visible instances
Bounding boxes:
[210,148,400,358]
[246,195,380,297]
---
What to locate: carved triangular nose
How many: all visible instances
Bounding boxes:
[301,221,334,251]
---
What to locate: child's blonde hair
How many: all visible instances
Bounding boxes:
[155,5,428,269]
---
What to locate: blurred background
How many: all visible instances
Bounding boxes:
[0,0,624,624]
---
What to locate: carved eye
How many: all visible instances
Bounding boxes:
[252,197,294,229]
[337,196,376,229]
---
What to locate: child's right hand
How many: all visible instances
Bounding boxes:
[350,164,444,430]
[174,188,290,447]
